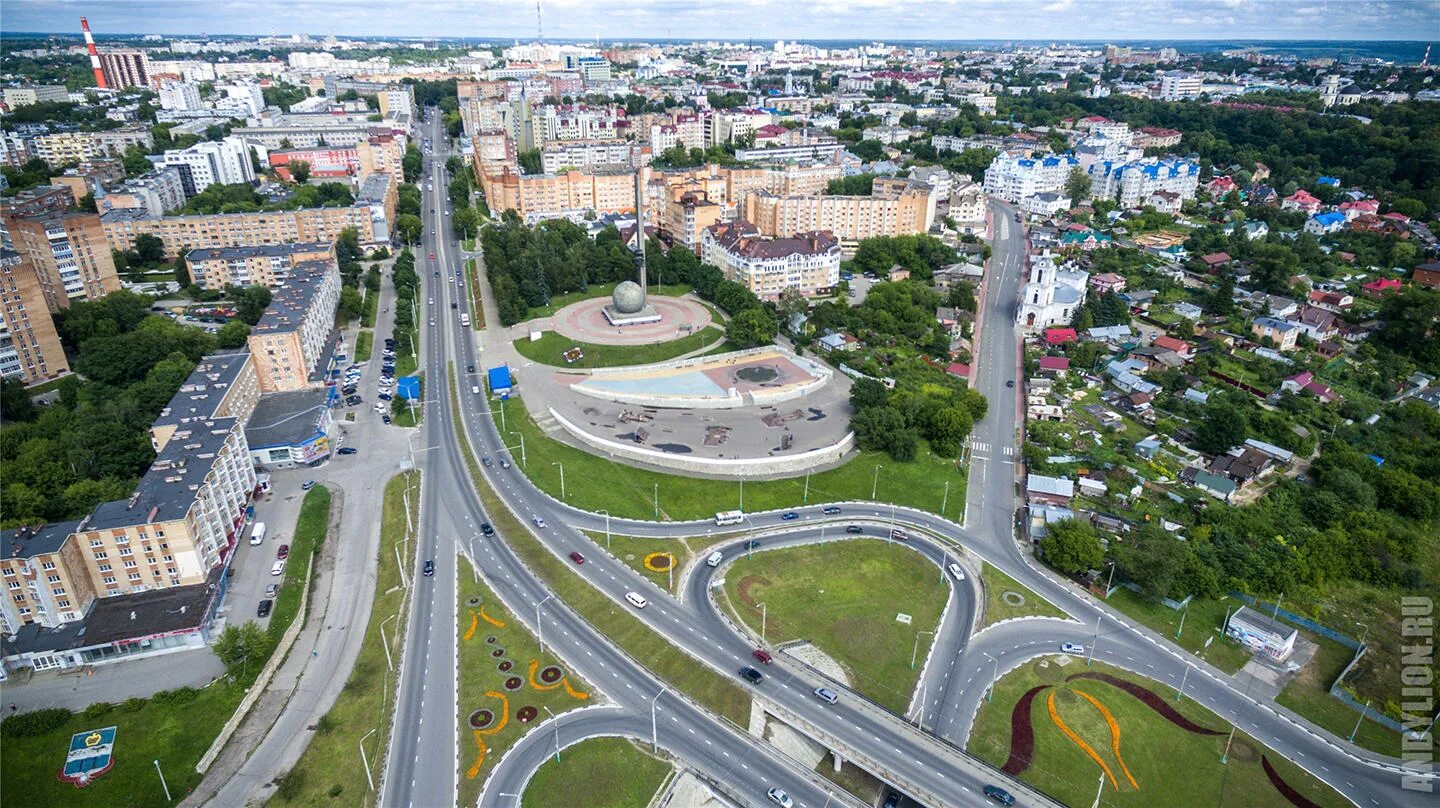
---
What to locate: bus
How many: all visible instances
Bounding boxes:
[714,510,744,526]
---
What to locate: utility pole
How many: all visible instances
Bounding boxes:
[1175,605,1188,640]
[941,479,949,517]
[983,652,999,702]
[1350,699,1371,742]
[803,470,811,504]
[1086,614,1101,666]
[552,461,565,500]
[871,464,883,499]
[154,760,171,802]
[544,706,560,763]
[654,483,659,518]
[650,689,666,752]
[1104,560,1116,599]
[359,728,378,792]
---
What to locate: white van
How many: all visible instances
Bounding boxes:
[249,522,267,546]
[624,591,648,609]
[472,385,481,395]
[706,551,724,568]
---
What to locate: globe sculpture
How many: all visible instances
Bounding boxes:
[612,280,646,314]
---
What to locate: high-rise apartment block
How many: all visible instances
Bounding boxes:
[98,49,152,89]
[743,178,932,247]
[2,85,70,107]
[983,152,1081,203]
[0,248,68,384]
[157,80,203,111]
[0,212,122,310]
[100,167,187,218]
[101,203,381,258]
[247,259,341,393]
[160,136,255,196]
[185,242,335,290]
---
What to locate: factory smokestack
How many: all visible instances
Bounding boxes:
[81,17,107,88]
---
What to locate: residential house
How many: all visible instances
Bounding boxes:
[1180,467,1237,503]
[1088,325,1133,344]
[1282,189,1322,213]
[1200,252,1232,271]
[1208,446,1275,488]
[1282,371,1340,403]
[1090,272,1127,294]
[1037,356,1071,376]
[1205,176,1239,197]
[1361,278,1402,298]
[1044,327,1079,346]
[817,332,860,352]
[1307,289,1353,310]
[1338,199,1380,220]
[946,362,971,380]
[1412,261,1440,290]
[1152,335,1194,360]
[1171,301,1204,320]
[1129,346,1184,371]
[1060,230,1113,251]
[1292,305,1339,340]
[1251,316,1299,351]
[1304,211,1347,235]
[1026,474,1075,506]
[1144,190,1182,214]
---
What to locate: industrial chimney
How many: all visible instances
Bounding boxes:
[81,17,106,88]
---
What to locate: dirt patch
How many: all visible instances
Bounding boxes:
[736,575,770,608]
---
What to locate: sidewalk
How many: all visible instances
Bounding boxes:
[1,648,224,713]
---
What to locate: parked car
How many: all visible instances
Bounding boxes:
[752,649,773,664]
[822,506,842,515]
[301,480,316,490]
[423,559,435,577]
[338,447,358,455]
[1006,379,1015,388]
[766,788,793,808]
[780,512,799,521]
[625,591,648,609]
[984,785,1016,805]
[276,544,289,559]
[813,687,839,705]
[257,599,273,617]
[569,552,586,564]
[265,583,279,598]
[1061,642,1085,655]
[429,253,436,260]
[739,666,764,684]
[270,560,285,576]
[379,393,393,401]
[845,525,863,534]
[481,523,494,536]
[382,415,392,424]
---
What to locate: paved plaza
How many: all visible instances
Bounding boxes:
[549,295,713,345]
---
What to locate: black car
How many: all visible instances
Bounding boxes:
[738,666,764,684]
[481,522,494,536]
[467,364,475,373]
[1006,379,1015,388]
[822,506,842,515]
[451,302,457,309]
[338,447,358,455]
[384,339,396,348]
[845,525,863,534]
[382,414,392,424]
[744,539,762,550]
[983,785,1015,806]
[345,396,362,406]
[422,559,435,577]
[482,455,493,467]
[257,598,273,617]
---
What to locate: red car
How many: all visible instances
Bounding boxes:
[276,544,290,560]
[569,552,586,565]
[752,649,773,665]
[428,252,436,260]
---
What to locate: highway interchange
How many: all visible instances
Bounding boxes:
[374,111,1427,808]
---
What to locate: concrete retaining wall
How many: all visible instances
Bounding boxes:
[548,407,854,478]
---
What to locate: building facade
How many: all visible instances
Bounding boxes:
[701,220,840,300]
[743,178,930,247]
[98,49,152,89]
[101,203,381,257]
[247,259,341,393]
[185,242,336,289]
[0,248,68,384]
[160,136,255,196]
[984,152,1081,203]
[0,212,122,310]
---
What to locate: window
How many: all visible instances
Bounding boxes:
[6,580,18,590]
[118,546,133,557]
[41,561,55,571]
[90,539,104,549]
[52,587,65,596]
[127,572,142,582]
[18,607,29,616]
[162,555,173,563]
[57,600,71,609]
[98,563,112,572]
[93,551,108,560]
[46,575,59,583]
[103,576,116,585]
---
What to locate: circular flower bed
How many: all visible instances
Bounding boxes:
[503,676,523,691]
[468,709,495,730]
[491,647,506,658]
[1001,590,1027,608]
[467,596,482,607]
[538,665,564,684]
[498,660,513,672]
[516,706,538,723]
[643,552,676,572]
[484,635,498,645]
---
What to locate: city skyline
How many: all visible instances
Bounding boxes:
[3,0,1436,43]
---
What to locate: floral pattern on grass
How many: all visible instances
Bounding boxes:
[1003,685,1051,775]
[1066,672,1223,735]
[1262,755,1323,808]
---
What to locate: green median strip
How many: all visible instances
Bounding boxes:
[354,330,373,362]
[520,737,673,808]
[268,484,332,643]
[449,374,751,728]
[271,471,418,805]
[511,326,724,369]
[979,562,1067,629]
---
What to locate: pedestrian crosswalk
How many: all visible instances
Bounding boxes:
[968,439,1016,458]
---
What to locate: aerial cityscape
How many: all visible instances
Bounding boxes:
[0,2,1437,807]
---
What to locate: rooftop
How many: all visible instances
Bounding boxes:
[187,242,331,263]
[245,389,330,449]
[2,570,219,657]
[153,351,251,430]
[1,520,84,561]
[254,260,337,335]
[87,417,239,530]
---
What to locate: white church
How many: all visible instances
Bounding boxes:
[1017,252,1090,330]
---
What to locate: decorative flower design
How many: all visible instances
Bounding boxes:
[643,552,676,572]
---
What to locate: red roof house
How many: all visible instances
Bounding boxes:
[1044,328,1079,345]
[1361,278,1402,298]
[1152,335,1194,360]
[1037,356,1071,374]
[1200,252,1232,270]
[946,362,971,379]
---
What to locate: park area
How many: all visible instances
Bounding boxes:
[719,540,948,714]
[512,325,723,369]
[520,737,673,808]
[967,659,1347,808]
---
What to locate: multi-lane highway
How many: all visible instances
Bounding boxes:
[376,110,1426,808]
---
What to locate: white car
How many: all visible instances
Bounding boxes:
[270,560,286,576]
[1061,642,1085,655]
[767,788,793,808]
[948,563,966,581]
[625,592,648,609]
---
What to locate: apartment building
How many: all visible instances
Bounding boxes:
[0,212,122,310]
[377,86,417,120]
[983,152,1081,203]
[540,140,636,174]
[706,109,772,146]
[98,49,152,89]
[186,242,335,290]
[0,521,95,632]
[158,80,203,111]
[665,191,726,253]
[480,165,637,221]
[93,125,155,157]
[0,134,33,168]
[247,259,341,393]
[48,159,126,201]
[1086,157,1201,208]
[733,141,843,164]
[100,167,187,218]
[150,350,260,454]
[1156,71,1204,100]
[269,145,361,179]
[2,85,69,107]
[0,186,75,218]
[0,248,68,384]
[357,134,405,181]
[31,132,103,168]
[236,123,382,149]
[743,178,931,247]
[160,136,255,196]
[701,220,840,300]
[101,203,380,258]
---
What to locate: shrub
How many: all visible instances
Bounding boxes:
[152,686,199,706]
[81,702,113,721]
[121,697,147,713]
[314,713,335,734]
[274,768,305,800]
[1,707,72,738]
[329,784,344,797]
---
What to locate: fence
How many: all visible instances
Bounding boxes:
[1227,592,1359,649]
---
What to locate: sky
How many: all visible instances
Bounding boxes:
[3,0,1437,42]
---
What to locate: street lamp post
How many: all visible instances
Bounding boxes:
[380,612,400,672]
[756,602,768,644]
[1086,614,1101,666]
[650,689,667,752]
[597,509,611,551]
[941,479,949,517]
[359,727,378,792]
[803,471,811,505]
[983,652,999,702]
[1104,560,1116,599]
[871,464,883,500]
[654,482,659,519]
[544,706,560,763]
[552,461,565,500]
[1355,621,1370,648]
[1176,662,1191,702]
[1350,698,1371,742]
[911,629,935,670]
[739,479,744,512]
[536,595,554,653]
[154,759,171,802]
[1175,605,1188,640]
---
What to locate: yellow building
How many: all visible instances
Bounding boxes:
[0,248,69,384]
[744,178,931,248]
[101,204,380,258]
[247,260,342,393]
[1,212,122,311]
[31,132,102,168]
[185,242,336,290]
[479,165,638,221]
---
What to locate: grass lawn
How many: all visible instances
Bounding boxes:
[519,737,672,808]
[465,260,485,329]
[719,540,948,714]
[1276,634,1402,757]
[24,375,70,395]
[393,337,418,379]
[457,561,596,806]
[967,659,1348,808]
[529,282,695,319]
[390,372,424,428]
[463,237,476,251]
[1101,590,1251,675]
[0,682,248,808]
[584,531,736,595]
[452,379,752,729]
[355,330,373,362]
[817,759,885,805]
[511,326,724,368]
[267,485,333,643]
[491,397,967,522]
[361,286,379,328]
[271,472,416,806]
[980,562,1068,628]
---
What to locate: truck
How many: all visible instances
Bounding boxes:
[714,510,744,526]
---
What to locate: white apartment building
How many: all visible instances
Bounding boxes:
[983,152,1080,203]
[540,140,635,174]
[218,82,265,117]
[161,136,256,196]
[1156,71,1204,100]
[158,80,203,111]
[102,168,187,217]
[706,110,772,146]
[700,220,841,300]
[1086,157,1200,208]
[31,132,103,168]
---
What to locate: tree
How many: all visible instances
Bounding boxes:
[1193,401,1248,454]
[849,377,889,411]
[724,308,777,349]
[925,406,973,457]
[395,214,424,244]
[0,377,36,424]
[287,159,311,183]
[851,405,918,461]
[230,285,273,326]
[1043,519,1104,574]
[452,206,480,239]
[133,233,166,266]
[215,319,251,348]
[517,149,542,175]
[1065,169,1092,207]
[401,145,423,183]
[211,621,274,681]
